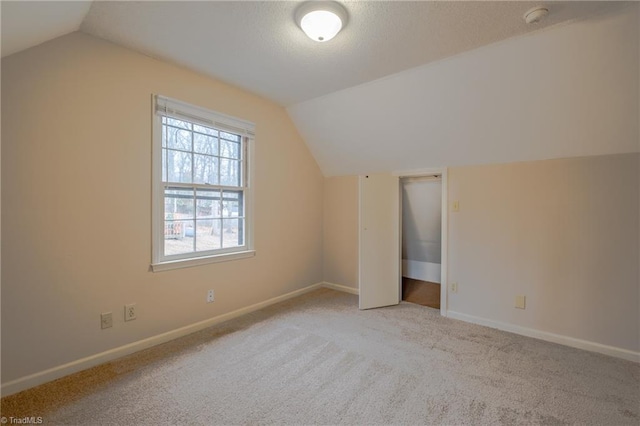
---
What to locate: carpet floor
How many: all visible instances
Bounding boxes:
[2,288,639,425]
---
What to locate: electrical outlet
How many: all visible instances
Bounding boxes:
[515,295,526,309]
[207,289,215,303]
[101,312,113,329]
[451,282,458,293]
[452,201,460,212]
[125,303,137,321]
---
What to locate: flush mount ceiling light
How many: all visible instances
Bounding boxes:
[524,6,549,24]
[295,1,348,42]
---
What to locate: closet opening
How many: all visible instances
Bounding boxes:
[401,175,442,310]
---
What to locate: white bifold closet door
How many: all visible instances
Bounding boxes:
[358,174,400,310]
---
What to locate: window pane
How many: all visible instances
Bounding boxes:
[222,190,242,217]
[164,220,183,239]
[164,187,195,256]
[164,220,195,255]
[194,133,218,155]
[166,149,192,183]
[176,129,192,151]
[193,154,218,185]
[163,126,192,151]
[193,124,218,137]
[196,189,219,219]
[220,159,240,186]
[162,125,175,148]
[165,188,194,218]
[165,117,191,129]
[222,218,244,248]
[220,140,240,159]
[196,219,222,252]
[220,131,240,142]
[162,149,167,181]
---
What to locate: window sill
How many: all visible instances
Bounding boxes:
[151,250,256,272]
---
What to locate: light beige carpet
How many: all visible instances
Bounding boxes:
[2,288,639,425]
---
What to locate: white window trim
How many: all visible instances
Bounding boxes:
[151,95,256,272]
[151,250,256,272]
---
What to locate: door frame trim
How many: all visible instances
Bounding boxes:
[394,167,448,317]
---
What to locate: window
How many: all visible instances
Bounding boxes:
[152,95,255,271]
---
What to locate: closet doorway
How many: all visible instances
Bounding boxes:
[401,175,442,310]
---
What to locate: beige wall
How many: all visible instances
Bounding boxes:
[323,176,358,289]
[448,153,639,352]
[637,4,640,351]
[322,154,639,353]
[1,32,323,383]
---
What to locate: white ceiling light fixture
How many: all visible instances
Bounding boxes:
[524,6,549,24]
[295,1,348,42]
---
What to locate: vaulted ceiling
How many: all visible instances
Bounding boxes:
[1,1,624,106]
[2,1,638,175]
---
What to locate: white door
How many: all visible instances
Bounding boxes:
[359,174,401,310]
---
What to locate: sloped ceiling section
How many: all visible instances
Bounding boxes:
[1,1,92,58]
[288,4,640,177]
[80,1,619,107]
[2,1,636,178]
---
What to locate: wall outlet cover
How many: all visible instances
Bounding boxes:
[125,303,137,321]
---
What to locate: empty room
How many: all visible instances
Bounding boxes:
[1,1,639,424]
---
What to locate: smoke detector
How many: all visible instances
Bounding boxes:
[524,6,549,24]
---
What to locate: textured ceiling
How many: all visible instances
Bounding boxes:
[1,1,626,105]
[78,1,622,106]
[2,1,635,177]
[288,4,639,176]
[1,1,92,58]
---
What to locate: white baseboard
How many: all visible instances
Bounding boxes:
[1,282,324,397]
[10,284,632,397]
[322,281,359,295]
[402,259,441,283]
[447,311,640,363]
